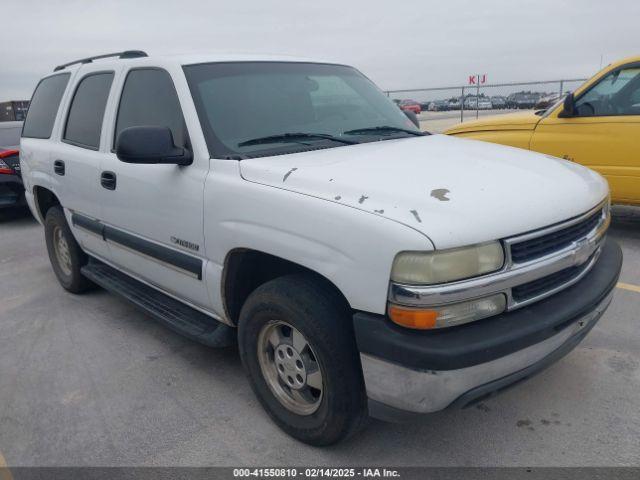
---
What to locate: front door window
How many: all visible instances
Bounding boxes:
[575,66,640,116]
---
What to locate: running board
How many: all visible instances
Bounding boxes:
[81,259,235,347]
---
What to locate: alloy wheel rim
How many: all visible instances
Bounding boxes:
[257,320,324,415]
[53,226,72,276]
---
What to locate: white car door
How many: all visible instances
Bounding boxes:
[99,66,211,309]
[49,68,116,260]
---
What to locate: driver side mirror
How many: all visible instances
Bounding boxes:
[558,93,575,118]
[403,109,420,128]
[116,126,192,166]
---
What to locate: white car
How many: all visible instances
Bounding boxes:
[477,98,493,109]
[20,51,621,445]
[464,97,493,110]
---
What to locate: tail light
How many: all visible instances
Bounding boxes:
[0,149,19,175]
[0,159,14,175]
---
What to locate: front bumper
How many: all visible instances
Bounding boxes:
[0,174,25,209]
[354,239,622,421]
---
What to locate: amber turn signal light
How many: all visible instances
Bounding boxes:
[388,305,438,330]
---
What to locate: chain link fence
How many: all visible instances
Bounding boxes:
[384,79,587,133]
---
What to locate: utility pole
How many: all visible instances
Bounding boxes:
[476,74,480,119]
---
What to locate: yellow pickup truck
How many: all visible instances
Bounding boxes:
[446,56,640,205]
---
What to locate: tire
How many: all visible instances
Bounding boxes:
[238,273,367,446]
[44,206,94,293]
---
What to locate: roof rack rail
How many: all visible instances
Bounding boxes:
[54,50,148,72]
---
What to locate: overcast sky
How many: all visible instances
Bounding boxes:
[2,0,639,100]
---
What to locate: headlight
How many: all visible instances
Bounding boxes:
[391,241,504,285]
[388,294,506,329]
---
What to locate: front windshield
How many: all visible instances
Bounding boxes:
[183,62,420,158]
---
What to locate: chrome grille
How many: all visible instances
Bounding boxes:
[511,253,596,302]
[510,209,603,263]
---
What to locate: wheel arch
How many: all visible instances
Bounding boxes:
[221,248,352,326]
[32,185,61,223]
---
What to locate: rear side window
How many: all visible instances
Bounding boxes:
[64,72,114,149]
[22,73,70,139]
[115,68,187,148]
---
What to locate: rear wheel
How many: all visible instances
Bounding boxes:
[44,206,94,293]
[238,274,367,446]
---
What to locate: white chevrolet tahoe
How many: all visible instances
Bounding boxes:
[20,51,622,445]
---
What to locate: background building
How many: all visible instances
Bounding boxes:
[0,100,30,121]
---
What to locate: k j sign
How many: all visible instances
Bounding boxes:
[468,74,487,85]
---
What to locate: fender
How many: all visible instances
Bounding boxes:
[203,160,434,316]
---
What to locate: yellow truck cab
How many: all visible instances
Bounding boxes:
[446,56,640,205]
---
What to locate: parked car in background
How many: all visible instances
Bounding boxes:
[535,93,562,110]
[478,98,493,110]
[490,96,507,109]
[0,121,21,149]
[427,100,449,111]
[507,92,541,109]
[0,121,24,211]
[398,99,421,114]
[446,55,640,205]
[447,97,461,110]
[463,97,477,109]
[464,97,492,110]
[20,51,621,447]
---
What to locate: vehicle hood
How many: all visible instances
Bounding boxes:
[239,134,608,249]
[445,111,542,135]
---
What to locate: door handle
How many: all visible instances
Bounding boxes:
[101,171,117,190]
[53,160,65,176]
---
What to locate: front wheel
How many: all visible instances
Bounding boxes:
[238,274,367,446]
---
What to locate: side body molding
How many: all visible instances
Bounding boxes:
[71,213,203,280]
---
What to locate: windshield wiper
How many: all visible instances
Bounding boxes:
[343,126,426,136]
[238,132,358,147]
